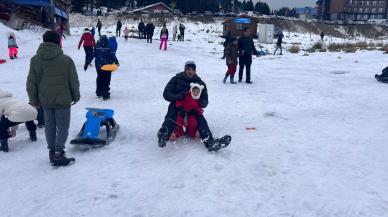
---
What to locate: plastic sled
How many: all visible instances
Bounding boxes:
[71,108,119,146]
[101,64,118,72]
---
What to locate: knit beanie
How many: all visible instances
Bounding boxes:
[185,61,196,71]
[43,30,60,45]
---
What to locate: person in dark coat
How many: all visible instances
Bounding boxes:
[320,32,325,41]
[78,28,96,71]
[157,61,232,152]
[145,21,155,43]
[97,19,102,36]
[116,20,122,37]
[179,23,185,41]
[273,33,283,55]
[223,38,238,84]
[238,27,258,84]
[138,20,145,39]
[94,35,119,100]
[222,31,233,59]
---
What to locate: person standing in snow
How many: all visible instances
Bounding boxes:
[78,28,96,71]
[179,23,185,41]
[223,38,238,84]
[27,30,80,166]
[238,27,258,84]
[157,61,231,152]
[116,20,122,37]
[160,23,169,50]
[94,35,119,100]
[273,33,283,55]
[145,21,155,43]
[8,33,18,60]
[123,26,130,41]
[320,32,325,42]
[172,25,178,41]
[138,19,145,39]
[97,19,102,36]
[0,89,38,152]
[221,31,233,59]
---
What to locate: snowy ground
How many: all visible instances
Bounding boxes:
[1,23,388,217]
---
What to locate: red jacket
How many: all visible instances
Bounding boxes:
[78,32,96,49]
[176,92,203,115]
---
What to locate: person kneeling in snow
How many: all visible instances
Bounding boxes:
[170,83,204,141]
[157,61,231,152]
[0,89,38,152]
[375,66,388,83]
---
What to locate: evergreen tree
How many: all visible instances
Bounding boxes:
[245,0,254,11]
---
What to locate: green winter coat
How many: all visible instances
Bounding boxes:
[27,42,80,108]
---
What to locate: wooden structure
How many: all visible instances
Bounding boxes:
[131,2,174,15]
[0,0,70,33]
[222,15,259,38]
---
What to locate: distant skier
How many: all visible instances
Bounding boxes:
[160,23,169,50]
[0,89,38,152]
[27,30,80,166]
[94,35,119,100]
[97,19,102,36]
[179,23,185,41]
[145,21,155,43]
[157,61,232,151]
[123,26,130,41]
[238,27,258,84]
[138,20,145,39]
[116,20,122,37]
[273,33,283,55]
[8,33,18,60]
[78,28,96,71]
[223,37,238,84]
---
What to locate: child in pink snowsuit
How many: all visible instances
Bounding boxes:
[123,26,130,41]
[159,23,168,50]
[8,33,18,60]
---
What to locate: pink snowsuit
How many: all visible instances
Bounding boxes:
[160,28,168,50]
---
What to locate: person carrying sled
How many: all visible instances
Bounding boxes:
[0,89,38,152]
[116,20,122,37]
[273,33,283,55]
[170,83,205,141]
[123,26,130,41]
[78,28,96,71]
[8,33,18,60]
[238,27,258,84]
[157,61,231,152]
[27,30,80,166]
[160,23,169,50]
[94,35,119,100]
[138,20,145,39]
[223,37,238,84]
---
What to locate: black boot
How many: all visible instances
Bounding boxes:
[230,76,237,84]
[375,74,381,81]
[0,139,8,152]
[223,74,229,83]
[49,149,55,164]
[205,135,232,152]
[52,150,75,166]
[29,130,37,142]
[157,127,169,148]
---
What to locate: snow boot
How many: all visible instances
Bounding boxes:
[230,76,237,84]
[49,150,55,164]
[0,139,8,152]
[14,55,17,59]
[223,74,229,83]
[84,64,88,71]
[29,130,37,142]
[157,126,169,148]
[52,151,75,166]
[375,74,381,81]
[206,135,232,152]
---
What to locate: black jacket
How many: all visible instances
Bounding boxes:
[277,36,283,46]
[145,23,155,35]
[138,22,145,31]
[116,21,122,29]
[160,29,169,39]
[163,72,208,108]
[238,36,257,59]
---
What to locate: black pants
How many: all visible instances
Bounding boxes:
[96,69,112,97]
[180,31,185,41]
[84,46,94,67]
[116,28,121,37]
[239,56,252,82]
[161,103,213,141]
[147,34,153,43]
[98,27,101,36]
[0,116,36,140]
[138,30,143,39]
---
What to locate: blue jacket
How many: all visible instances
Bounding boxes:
[108,36,118,52]
[95,36,119,70]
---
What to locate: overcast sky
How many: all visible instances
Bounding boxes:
[253,0,317,10]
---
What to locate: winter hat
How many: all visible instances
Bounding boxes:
[185,61,196,71]
[43,30,60,45]
[190,83,204,100]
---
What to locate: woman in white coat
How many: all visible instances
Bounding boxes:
[0,89,38,152]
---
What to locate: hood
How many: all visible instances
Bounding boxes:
[190,83,204,100]
[36,42,63,60]
[98,36,109,47]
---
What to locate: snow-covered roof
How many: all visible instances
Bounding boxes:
[131,2,174,14]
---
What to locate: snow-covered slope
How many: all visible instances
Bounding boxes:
[1,22,388,217]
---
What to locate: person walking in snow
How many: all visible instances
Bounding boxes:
[123,26,130,41]
[138,20,145,39]
[145,21,155,43]
[157,61,231,152]
[116,20,122,37]
[223,38,238,84]
[221,31,233,59]
[160,23,169,50]
[94,35,119,100]
[238,27,258,84]
[169,83,205,141]
[78,28,96,71]
[8,33,18,60]
[273,33,283,55]
[0,89,38,152]
[172,25,178,41]
[179,23,185,41]
[27,30,80,166]
[97,19,102,36]
[108,36,118,54]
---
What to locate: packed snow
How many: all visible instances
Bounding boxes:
[0,20,388,217]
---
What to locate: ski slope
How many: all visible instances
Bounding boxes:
[0,23,388,217]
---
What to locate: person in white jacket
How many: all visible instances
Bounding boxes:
[0,89,38,152]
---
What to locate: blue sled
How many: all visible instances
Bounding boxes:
[71,108,119,146]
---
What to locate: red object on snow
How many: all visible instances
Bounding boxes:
[0,59,6,64]
[245,127,256,131]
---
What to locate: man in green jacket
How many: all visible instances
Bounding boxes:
[27,30,80,166]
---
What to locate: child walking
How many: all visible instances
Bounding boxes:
[160,23,168,50]
[223,38,238,84]
[8,33,18,60]
[123,26,130,41]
